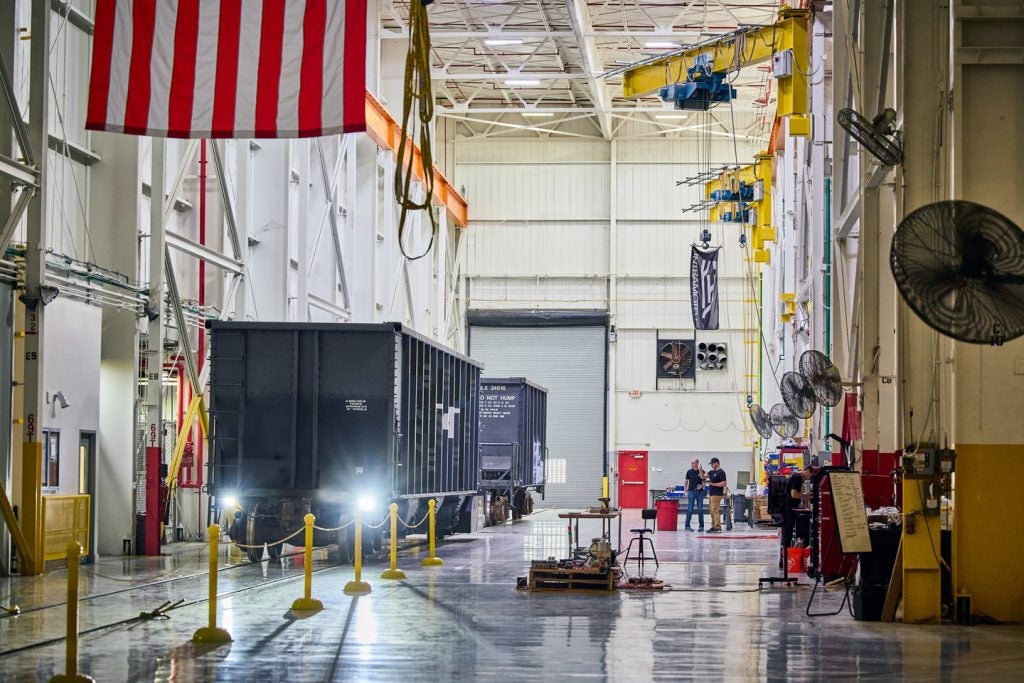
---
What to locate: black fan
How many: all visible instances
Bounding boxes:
[769,403,800,439]
[799,350,843,407]
[658,340,695,378]
[780,371,817,419]
[891,200,1024,345]
[838,107,903,167]
[748,403,773,440]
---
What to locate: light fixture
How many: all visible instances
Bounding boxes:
[655,113,689,120]
[644,41,681,50]
[484,38,524,46]
[358,496,376,512]
[222,494,239,510]
[505,79,541,87]
[522,111,554,117]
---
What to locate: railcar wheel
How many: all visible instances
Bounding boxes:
[267,543,283,561]
[246,546,264,563]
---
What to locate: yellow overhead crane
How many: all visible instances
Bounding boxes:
[621,6,809,124]
[704,154,776,264]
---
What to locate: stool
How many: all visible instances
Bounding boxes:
[624,508,659,573]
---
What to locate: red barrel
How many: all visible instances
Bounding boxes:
[655,498,679,531]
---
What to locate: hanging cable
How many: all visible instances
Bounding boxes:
[395,0,437,261]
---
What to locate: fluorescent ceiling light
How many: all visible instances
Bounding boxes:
[655,114,689,120]
[644,41,681,49]
[505,79,541,87]
[485,38,524,46]
[522,112,554,117]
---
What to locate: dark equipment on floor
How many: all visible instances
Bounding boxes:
[206,321,482,563]
[478,377,547,523]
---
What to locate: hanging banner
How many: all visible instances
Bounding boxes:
[690,246,720,330]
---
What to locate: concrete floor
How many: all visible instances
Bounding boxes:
[2,508,1023,681]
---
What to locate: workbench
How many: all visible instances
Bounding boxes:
[557,510,622,560]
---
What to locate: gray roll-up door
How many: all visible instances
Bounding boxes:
[469,325,605,507]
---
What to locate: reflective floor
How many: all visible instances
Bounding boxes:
[2,509,1024,681]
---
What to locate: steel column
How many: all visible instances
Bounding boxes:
[144,140,166,556]
[18,0,52,576]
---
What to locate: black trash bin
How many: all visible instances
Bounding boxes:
[732,494,747,523]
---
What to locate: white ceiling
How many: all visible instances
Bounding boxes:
[381,0,784,140]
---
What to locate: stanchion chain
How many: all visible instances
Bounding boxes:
[397,509,431,530]
[313,519,355,533]
[233,526,304,550]
[363,517,391,530]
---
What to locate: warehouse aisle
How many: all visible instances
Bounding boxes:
[2,509,1023,681]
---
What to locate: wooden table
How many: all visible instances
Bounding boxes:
[557,510,622,559]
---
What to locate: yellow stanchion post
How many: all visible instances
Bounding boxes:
[602,476,609,500]
[421,499,444,567]
[291,514,324,612]
[343,511,372,594]
[381,503,407,580]
[48,542,94,683]
[191,524,232,644]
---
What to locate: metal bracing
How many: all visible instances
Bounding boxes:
[384,0,779,139]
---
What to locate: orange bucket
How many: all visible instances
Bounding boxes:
[787,547,803,574]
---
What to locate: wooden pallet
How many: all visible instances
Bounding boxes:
[528,566,618,592]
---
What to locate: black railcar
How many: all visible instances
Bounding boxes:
[478,377,547,523]
[207,321,481,561]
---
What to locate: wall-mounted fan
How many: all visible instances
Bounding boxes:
[656,339,696,379]
[838,107,903,167]
[890,201,1024,345]
[781,371,817,419]
[799,350,843,407]
[697,342,728,370]
[769,403,800,438]
[748,403,774,439]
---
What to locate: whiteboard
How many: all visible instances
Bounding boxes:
[828,472,872,554]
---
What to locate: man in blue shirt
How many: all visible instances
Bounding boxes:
[683,459,706,531]
[706,458,728,533]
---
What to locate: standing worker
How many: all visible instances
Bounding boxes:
[683,459,707,532]
[706,458,727,533]
[784,466,817,548]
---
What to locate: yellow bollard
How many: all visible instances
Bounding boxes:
[602,476,609,500]
[48,542,94,683]
[191,524,232,644]
[291,514,324,612]
[380,503,407,580]
[421,499,444,567]
[343,511,372,594]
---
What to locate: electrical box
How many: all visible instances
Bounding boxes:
[901,448,956,477]
[772,49,794,78]
[753,180,764,201]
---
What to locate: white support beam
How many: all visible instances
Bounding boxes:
[165,230,244,276]
[567,0,612,139]
[432,71,589,81]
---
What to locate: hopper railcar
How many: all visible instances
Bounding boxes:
[207,321,481,561]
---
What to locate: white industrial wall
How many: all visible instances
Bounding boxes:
[456,136,762,496]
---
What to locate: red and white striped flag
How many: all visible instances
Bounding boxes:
[86,0,367,139]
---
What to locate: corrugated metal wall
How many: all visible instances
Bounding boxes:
[469,326,605,507]
[457,135,763,480]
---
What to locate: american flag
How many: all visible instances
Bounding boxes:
[86,0,367,138]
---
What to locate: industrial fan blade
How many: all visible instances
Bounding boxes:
[780,371,817,419]
[799,350,844,407]
[769,403,800,439]
[748,403,774,440]
[891,200,1024,345]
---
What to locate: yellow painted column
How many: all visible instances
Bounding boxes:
[20,442,43,575]
[901,478,942,623]
[954,444,1024,623]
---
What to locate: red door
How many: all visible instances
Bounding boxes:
[618,450,649,509]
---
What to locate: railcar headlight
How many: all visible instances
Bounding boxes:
[222,494,239,510]
[358,496,376,512]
